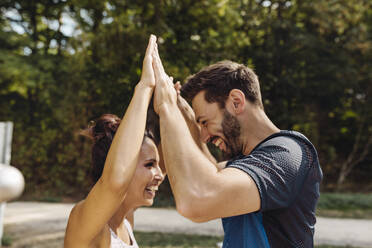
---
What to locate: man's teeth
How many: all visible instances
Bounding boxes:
[214,138,223,147]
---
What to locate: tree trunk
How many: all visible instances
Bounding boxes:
[336,124,372,190]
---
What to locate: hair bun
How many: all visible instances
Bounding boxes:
[80,114,121,142]
[92,114,121,142]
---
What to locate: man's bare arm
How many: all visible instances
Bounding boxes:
[152,47,260,222]
[174,83,218,166]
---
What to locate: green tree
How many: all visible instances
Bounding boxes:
[0,0,371,197]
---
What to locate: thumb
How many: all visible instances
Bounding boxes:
[174,81,181,95]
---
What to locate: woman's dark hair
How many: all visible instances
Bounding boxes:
[82,107,160,183]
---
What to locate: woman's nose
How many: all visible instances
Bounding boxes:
[154,166,164,182]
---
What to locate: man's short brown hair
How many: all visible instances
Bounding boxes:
[181,60,263,109]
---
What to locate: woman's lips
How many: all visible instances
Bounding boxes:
[145,185,158,198]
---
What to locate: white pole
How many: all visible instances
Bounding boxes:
[0,122,18,246]
[0,203,5,245]
[0,122,13,165]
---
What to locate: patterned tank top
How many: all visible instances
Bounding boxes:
[110,219,139,248]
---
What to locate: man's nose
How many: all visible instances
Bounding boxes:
[200,126,210,143]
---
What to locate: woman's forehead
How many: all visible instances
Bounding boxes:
[140,138,159,158]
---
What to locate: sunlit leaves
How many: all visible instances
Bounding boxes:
[0,0,371,194]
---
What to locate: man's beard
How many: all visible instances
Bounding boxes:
[221,110,242,160]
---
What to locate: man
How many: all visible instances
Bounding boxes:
[152,46,322,247]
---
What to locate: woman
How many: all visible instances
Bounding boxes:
[64,35,164,248]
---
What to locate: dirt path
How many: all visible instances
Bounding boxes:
[3,202,372,247]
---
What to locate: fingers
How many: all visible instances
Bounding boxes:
[152,41,176,93]
[145,34,156,59]
[140,35,156,84]
[152,45,171,87]
[142,35,156,73]
[152,48,163,81]
[177,93,196,121]
[153,44,166,76]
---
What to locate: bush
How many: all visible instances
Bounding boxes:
[318,193,372,211]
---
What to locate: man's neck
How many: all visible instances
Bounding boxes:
[240,108,280,155]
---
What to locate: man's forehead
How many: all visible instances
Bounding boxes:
[191,91,207,119]
[191,91,207,109]
[192,91,221,122]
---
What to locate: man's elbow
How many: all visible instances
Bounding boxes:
[175,198,212,223]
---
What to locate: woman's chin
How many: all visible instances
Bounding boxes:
[142,190,156,206]
[143,199,154,206]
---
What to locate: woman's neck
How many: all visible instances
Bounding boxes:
[108,202,133,230]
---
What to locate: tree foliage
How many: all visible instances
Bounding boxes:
[0,0,371,196]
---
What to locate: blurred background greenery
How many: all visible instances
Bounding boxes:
[0,0,371,205]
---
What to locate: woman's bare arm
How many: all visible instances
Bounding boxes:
[64,35,157,248]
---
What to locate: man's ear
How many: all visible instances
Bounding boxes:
[227,89,245,115]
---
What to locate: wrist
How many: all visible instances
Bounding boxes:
[135,82,154,93]
[158,102,178,117]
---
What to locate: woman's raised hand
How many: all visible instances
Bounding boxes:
[139,34,157,88]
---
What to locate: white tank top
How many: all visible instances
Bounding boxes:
[110,219,139,248]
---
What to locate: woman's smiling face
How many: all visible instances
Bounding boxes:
[125,137,164,208]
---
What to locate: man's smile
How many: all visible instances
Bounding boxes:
[211,136,226,152]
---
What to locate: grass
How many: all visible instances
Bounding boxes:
[134,231,222,247]
[1,234,12,246]
[317,193,372,219]
[134,231,360,248]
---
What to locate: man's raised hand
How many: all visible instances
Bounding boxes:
[152,42,177,114]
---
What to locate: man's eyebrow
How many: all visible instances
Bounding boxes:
[145,158,157,163]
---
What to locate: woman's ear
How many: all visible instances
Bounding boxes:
[227,89,245,115]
